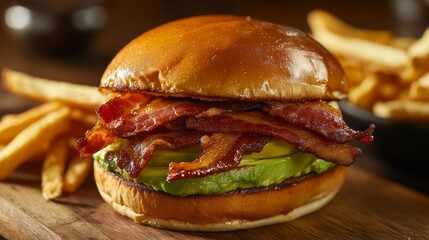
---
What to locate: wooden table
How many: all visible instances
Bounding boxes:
[1,163,428,239]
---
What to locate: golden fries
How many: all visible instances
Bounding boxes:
[0,68,103,199]
[0,107,71,180]
[0,102,63,144]
[374,100,429,121]
[408,28,429,69]
[2,68,105,110]
[348,74,379,110]
[63,156,93,193]
[389,37,416,50]
[308,10,392,44]
[308,10,429,122]
[1,113,17,123]
[308,11,410,73]
[410,72,429,101]
[70,108,98,127]
[42,136,69,200]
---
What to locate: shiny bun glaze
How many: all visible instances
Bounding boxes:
[100,15,348,101]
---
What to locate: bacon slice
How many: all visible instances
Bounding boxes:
[76,124,116,158]
[163,118,188,131]
[186,112,362,166]
[118,131,205,178]
[106,97,261,138]
[264,101,375,143]
[98,93,153,124]
[77,93,261,158]
[167,133,271,182]
[195,102,263,118]
[77,93,373,180]
[106,98,208,138]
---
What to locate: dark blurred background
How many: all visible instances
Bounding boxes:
[1,0,429,87]
[0,0,428,193]
[1,0,428,126]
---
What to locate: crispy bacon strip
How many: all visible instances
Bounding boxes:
[195,102,263,118]
[264,101,374,143]
[106,97,261,138]
[98,93,153,124]
[76,93,152,158]
[167,133,271,182]
[77,93,372,180]
[107,98,208,138]
[186,112,362,166]
[77,93,261,158]
[76,124,116,158]
[118,131,205,178]
[163,118,188,131]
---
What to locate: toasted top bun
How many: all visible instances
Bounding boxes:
[101,15,348,101]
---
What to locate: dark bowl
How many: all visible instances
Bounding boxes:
[339,101,429,174]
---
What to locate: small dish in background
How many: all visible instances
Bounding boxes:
[4,1,107,56]
[340,101,429,174]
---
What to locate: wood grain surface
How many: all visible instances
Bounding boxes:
[0,163,428,240]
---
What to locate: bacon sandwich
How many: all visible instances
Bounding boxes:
[77,15,374,231]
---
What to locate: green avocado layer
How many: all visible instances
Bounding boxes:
[94,139,335,196]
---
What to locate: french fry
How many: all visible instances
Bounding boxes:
[63,156,93,193]
[374,73,403,101]
[410,72,429,101]
[378,81,401,101]
[0,68,103,196]
[28,141,50,164]
[307,10,429,122]
[348,74,380,110]
[1,68,105,110]
[1,113,17,123]
[373,100,429,121]
[0,102,63,144]
[0,107,71,180]
[389,37,416,50]
[399,28,429,81]
[70,108,97,127]
[308,10,392,43]
[408,27,429,67]
[42,136,69,200]
[308,10,410,74]
[400,65,424,82]
[337,58,366,87]
[312,31,410,73]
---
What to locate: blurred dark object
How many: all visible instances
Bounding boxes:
[340,101,429,175]
[390,0,429,37]
[4,0,107,56]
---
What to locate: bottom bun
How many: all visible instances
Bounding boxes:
[94,161,347,232]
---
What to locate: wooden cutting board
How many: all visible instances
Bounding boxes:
[1,163,428,240]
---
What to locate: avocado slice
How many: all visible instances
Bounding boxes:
[94,139,335,196]
[243,139,296,159]
[138,153,334,196]
[101,138,297,167]
[148,144,201,166]
[148,139,296,166]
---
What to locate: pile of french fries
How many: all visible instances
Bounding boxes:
[308,10,429,121]
[0,69,105,200]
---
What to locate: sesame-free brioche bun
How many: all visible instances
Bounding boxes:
[94,161,347,232]
[100,15,348,101]
[94,15,352,232]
